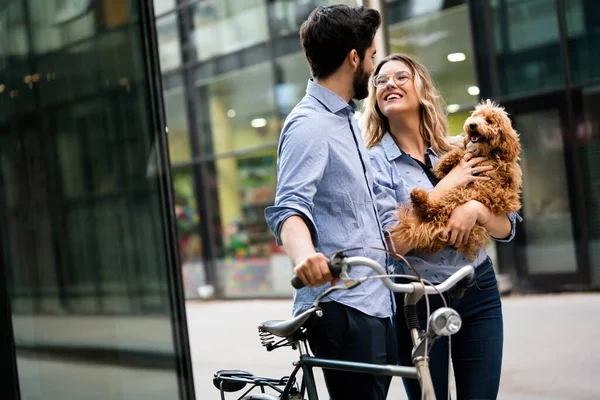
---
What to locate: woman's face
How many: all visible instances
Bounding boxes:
[374,60,420,119]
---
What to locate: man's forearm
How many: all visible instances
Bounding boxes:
[280,215,317,266]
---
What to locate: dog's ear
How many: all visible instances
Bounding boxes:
[498,127,521,161]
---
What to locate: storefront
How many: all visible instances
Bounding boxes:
[150,0,600,299]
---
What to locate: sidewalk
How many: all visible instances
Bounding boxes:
[12,293,600,399]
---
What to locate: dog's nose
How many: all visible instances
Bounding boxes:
[469,123,477,130]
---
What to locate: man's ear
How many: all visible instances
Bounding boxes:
[348,49,359,71]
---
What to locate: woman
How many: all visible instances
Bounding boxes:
[361,53,521,399]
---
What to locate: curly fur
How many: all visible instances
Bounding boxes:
[389,99,522,259]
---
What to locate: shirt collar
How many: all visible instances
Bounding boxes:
[381,132,440,161]
[306,80,356,114]
[381,132,403,162]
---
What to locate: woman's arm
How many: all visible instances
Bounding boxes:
[446,200,512,247]
[477,204,512,240]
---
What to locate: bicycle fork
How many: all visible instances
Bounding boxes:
[404,284,437,400]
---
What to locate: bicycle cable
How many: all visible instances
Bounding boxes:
[334,245,453,399]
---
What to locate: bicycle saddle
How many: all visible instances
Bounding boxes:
[259,307,321,338]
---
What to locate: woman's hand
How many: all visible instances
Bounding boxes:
[445,200,489,248]
[430,153,492,201]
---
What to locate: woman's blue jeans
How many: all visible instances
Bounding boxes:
[395,259,504,399]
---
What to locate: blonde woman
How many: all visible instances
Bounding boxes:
[361,53,521,399]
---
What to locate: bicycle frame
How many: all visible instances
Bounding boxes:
[280,283,437,400]
[216,257,474,400]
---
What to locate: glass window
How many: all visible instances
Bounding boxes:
[213,151,292,298]
[490,0,564,97]
[275,52,312,115]
[0,0,192,398]
[194,52,311,298]
[192,0,269,61]
[163,80,192,163]
[579,86,600,285]
[172,167,208,298]
[267,0,328,37]
[156,13,181,72]
[198,62,280,156]
[153,0,176,16]
[565,0,600,85]
[386,3,479,112]
[386,0,467,25]
[514,109,577,274]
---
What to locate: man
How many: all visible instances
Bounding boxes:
[265,5,396,400]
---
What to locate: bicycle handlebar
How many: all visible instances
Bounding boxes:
[291,255,475,295]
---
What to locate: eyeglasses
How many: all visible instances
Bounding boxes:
[372,71,413,88]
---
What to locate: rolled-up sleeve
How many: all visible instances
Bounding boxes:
[264,114,329,246]
[369,149,403,233]
[494,211,523,243]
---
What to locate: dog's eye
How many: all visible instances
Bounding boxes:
[485,118,493,124]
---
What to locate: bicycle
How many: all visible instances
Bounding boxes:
[213,251,475,400]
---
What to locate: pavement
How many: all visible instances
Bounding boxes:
[188,293,600,399]
[12,293,600,399]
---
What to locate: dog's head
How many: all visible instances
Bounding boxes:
[463,100,520,161]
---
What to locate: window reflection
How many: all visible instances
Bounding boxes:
[202,62,279,156]
[0,0,191,398]
[387,3,478,111]
[515,110,577,274]
[580,87,600,284]
[565,0,600,84]
[267,0,328,36]
[193,0,269,61]
[153,0,176,16]
[156,14,181,71]
[163,81,191,163]
[490,0,564,96]
[194,55,311,298]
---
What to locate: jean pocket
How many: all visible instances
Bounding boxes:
[474,263,499,292]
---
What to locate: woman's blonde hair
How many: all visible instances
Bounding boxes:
[361,53,451,154]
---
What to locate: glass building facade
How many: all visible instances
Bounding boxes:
[154,0,600,297]
[1,0,194,399]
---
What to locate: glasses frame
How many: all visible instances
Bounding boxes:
[372,71,414,88]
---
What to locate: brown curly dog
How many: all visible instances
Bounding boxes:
[389,99,522,259]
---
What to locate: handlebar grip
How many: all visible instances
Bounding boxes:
[290,257,345,289]
[291,275,305,289]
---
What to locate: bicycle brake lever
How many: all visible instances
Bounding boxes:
[339,267,351,281]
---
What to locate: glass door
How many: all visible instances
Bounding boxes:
[514,109,578,274]
[506,93,586,290]
[0,0,194,399]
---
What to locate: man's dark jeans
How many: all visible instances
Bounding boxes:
[307,301,397,400]
[395,259,504,399]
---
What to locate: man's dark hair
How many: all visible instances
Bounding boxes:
[299,5,381,80]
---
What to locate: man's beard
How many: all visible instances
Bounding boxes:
[352,62,370,100]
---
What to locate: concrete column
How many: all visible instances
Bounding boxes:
[365,0,389,61]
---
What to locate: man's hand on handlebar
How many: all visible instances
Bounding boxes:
[294,253,336,288]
